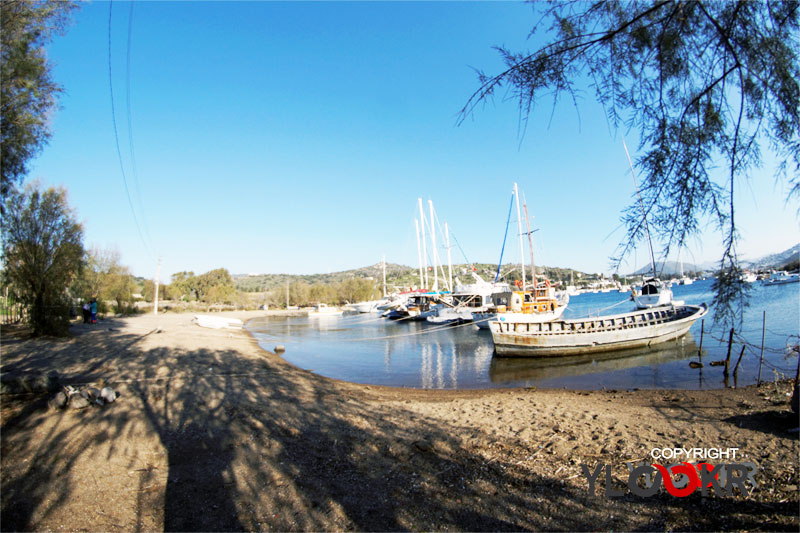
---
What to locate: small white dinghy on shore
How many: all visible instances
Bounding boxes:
[193,315,244,330]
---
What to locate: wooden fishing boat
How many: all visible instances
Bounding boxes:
[490,303,707,357]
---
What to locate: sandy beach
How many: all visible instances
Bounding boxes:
[1,311,797,531]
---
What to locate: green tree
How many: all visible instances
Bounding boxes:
[288,281,310,307]
[104,265,136,313]
[1,182,84,335]
[1,0,77,200]
[195,268,234,303]
[337,278,375,304]
[170,271,197,301]
[461,0,799,323]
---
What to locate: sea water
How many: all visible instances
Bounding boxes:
[247,279,799,390]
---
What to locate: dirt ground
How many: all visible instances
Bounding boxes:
[1,311,798,531]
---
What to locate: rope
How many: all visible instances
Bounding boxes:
[572,298,632,318]
[252,314,494,344]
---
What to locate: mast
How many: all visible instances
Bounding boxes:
[522,192,537,289]
[415,218,423,288]
[418,198,428,289]
[444,221,453,292]
[623,139,657,278]
[428,199,438,292]
[513,182,526,292]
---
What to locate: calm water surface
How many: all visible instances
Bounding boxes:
[247,279,799,390]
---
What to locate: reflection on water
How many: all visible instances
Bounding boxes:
[490,336,698,383]
[246,279,798,390]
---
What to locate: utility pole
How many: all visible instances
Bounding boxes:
[153,257,162,315]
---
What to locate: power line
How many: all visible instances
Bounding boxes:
[125,0,153,246]
[108,0,156,264]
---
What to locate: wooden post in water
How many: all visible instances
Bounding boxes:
[758,310,766,385]
[724,327,735,377]
[733,345,746,375]
[697,319,705,359]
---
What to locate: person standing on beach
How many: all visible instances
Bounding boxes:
[90,298,97,324]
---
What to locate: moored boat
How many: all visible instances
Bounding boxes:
[632,278,677,309]
[427,274,509,324]
[385,293,443,321]
[763,271,799,285]
[194,315,244,330]
[474,279,569,329]
[490,303,707,357]
[308,303,344,317]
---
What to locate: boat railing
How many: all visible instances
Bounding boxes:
[496,306,689,335]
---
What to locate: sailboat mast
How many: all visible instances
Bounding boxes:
[623,139,657,278]
[418,198,428,288]
[428,199,438,292]
[444,221,453,292]
[522,192,537,289]
[415,218,423,288]
[514,182,526,292]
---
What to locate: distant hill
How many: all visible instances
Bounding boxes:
[628,243,800,276]
[233,263,417,292]
[234,262,592,292]
[742,243,799,269]
[630,261,701,277]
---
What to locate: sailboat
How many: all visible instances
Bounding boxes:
[351,257,393,313]
[388,198,453,321]
[623,140,676,309]
[677,254,693,285]
[428,272,511,324]
[474,183,568,328]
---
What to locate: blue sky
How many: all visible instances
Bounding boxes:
[29,1,799,282]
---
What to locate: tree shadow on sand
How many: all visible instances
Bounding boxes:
[2,324,798,531]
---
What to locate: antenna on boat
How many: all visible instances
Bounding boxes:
[513,182,526,291]
[622,139,657,279]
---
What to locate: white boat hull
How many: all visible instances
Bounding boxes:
[490,304,707,357]
[427,306,478,324]
[194,315,243,330]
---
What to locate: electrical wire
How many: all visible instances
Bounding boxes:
[124,0,153,246]
[108,0,156,264]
